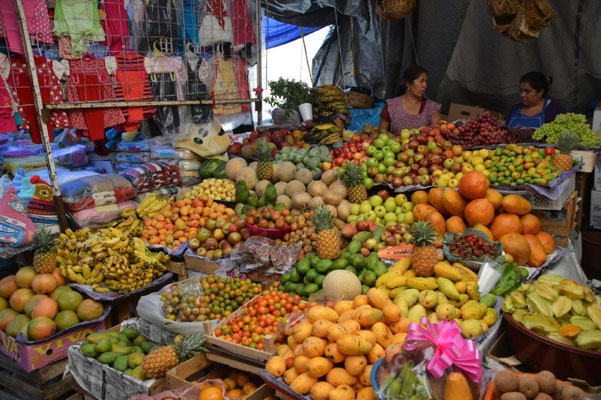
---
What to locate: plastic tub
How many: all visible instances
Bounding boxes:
[483,372,581,399]
[246,223,290,240]
[503,312,601,385]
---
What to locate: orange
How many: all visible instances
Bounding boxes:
[199,386,223,400]
[242,382,257,395]
[227,389,243,399]
[223,377,236,391]
[236,373,250,387]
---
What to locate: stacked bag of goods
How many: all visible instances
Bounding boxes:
[120,163,181,194]
[150,146,203,186]
[115,141,154,172]
[2,144,88,174]
[61,175,137,228]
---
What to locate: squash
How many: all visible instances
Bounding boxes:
[313,320,334,338]
[326,368,358,387]
[344,355,367,376]
[444,372,473,400]
[307,357,334,378]
[336,334,372,356]
[290,373,317,395]
[302,336,327,358]
[310,382,335,400]
[266,356,286,378]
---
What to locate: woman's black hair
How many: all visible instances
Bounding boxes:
[401,65,428,89]
[520,71,552,95]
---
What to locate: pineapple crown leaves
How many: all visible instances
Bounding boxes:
[556,131,580,155]
[410,221,438,247]
[175,334,207,361]
[311,205,335,232]
[33,229,57,252]
[341,162,364,187]
[254,139,274,162]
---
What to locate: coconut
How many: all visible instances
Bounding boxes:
[235,167,258,189]
[308,196,325,209]
[324,191,342,206]
[322,270,361,300]
[276,162,297,182]
[321,169,338,186]
[285,180,306,198]
[329,180,348,199]
[225,158,247,180]
[295,168,314,185]
[308,181,328,197]
[275,182,287,196]
[337,199,351,221]
[291,192,312,209]
[276,195,292,209]
[254,180,270,199]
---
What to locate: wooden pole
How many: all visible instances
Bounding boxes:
[256,0,263,126]
[12,0,69,231]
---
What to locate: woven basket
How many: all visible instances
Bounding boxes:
[509,4,540,43]
[348,91,374,109]
[487,0,520,17]
[376,0,416,21]
[491,14,515,34]
[527,0,557,29]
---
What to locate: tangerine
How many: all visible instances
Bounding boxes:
[199,386,223,400]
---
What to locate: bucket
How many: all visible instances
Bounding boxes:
[580,230,601,280]
[298,103,313,121]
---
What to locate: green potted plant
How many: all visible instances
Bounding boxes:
[265,78,315,121]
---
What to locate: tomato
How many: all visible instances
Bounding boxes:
[257,343,265,350]
[215,328,222,336]
[285,304,293,312]
[545,147,556,155]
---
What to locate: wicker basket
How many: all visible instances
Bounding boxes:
[376,0,416,21]
[487,0,520,17]
[348,91,374,109]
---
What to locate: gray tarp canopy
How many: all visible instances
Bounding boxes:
[261,0,601,116]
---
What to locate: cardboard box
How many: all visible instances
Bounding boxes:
[184,254,220,275]
[448,103,502,122]
[590,189,601,229]
[592,109,601,132]
[0,320,105,372]
[594,158,601,189]
[571,150,596,173]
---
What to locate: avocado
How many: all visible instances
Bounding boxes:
[111,343,132,355]
[352,231,372,243]
[121,327,138,340]
[264,183,277,205]
[131,366,147,381]
[95,338,112,354]
[128,352,145,368]
[80,343,98,358]
[133,335,148,346]
[113,355,129,372]
[97,351,119,365]
[235,181,250,204]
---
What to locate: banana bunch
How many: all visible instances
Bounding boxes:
[319,131,342,145]
[305,123,342,144]
[137,194,170,219]
[111,207,143,237]
[316,85,348,114]
[56,228,170,293]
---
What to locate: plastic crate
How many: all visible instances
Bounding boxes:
[498,174,576,211]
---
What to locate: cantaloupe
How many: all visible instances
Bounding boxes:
[254,180,270,199]
[286,180,306,198]
[225,158,247,180]
[321,170,338,186]
[295,168,314,185]
[309,197,325,209]
[276,162,297,182]
[236,167,258,189]
[292,193,312,209]
[277,195,292,209]
[308,181,328,197]
[329,180,348,199]
[323,270,361,300]
[275,182,287,196]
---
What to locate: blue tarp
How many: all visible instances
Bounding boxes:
[263,16,323,49]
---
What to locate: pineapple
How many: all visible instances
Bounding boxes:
[142,334,206,379]
[552,131,579,171]
[311,206,341,260]
[410,221,438,277]
[32,229,57,273]
[342,162,367,203]
[254,139,274,180]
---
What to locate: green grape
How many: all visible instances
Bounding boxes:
[533,113,601,146]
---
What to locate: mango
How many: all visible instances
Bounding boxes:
[113,355,129,372]
[437,277,460,300]
[394,289,419,308]
[406,277,437,291]
[418,290,438,309]
[408,304,427,323]
[433,262,462,281]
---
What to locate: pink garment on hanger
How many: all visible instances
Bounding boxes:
[0,76,17,134]
[100,0,130,54]
[0,0,53,54]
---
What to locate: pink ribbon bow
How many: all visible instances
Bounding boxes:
[404,318,483,383]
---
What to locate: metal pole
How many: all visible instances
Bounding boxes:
[256,0,263,126]
[45,98,261,110]
[12,0,69,231]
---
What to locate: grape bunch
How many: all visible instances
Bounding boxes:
[447,111,508,147]
[533,113,601,146]
[506,127,536,144]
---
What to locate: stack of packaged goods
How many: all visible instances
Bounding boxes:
[115,141,155,173]
[150,146,203,186]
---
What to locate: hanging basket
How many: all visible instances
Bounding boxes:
[525,0,557,31]
[491,14,515,34]
[376,0,416,21]
[508,3,540,43]
[347,73,375,109]
[486,0,520,18]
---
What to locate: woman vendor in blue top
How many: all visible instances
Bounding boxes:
[505,72,566,128]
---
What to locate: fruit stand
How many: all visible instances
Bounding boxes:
[1,79,601,400]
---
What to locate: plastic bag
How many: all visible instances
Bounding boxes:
[150,146,177,159]
[71,200,138,228]
[121,162,182,193]
[116,139,154,153]
[174,117,230,160]
[0,186,36,248]
[116,152,151,163]
[61,174,136,212]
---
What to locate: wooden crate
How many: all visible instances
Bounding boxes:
[166,260,189,280]
[184,254,221,275]
[532,191,578,247]
[0,355,75,400]
[166,354,274,399]
[202,295,276,364]
[575,172,591,231]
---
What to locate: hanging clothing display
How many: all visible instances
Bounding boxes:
[3,55,70,143]
[144,56,187,100]
[0,76,17,134]
[0,0,53,54]
[184,53,213,124]
[141,0,179,52]
[114,52,156,130]
[100,0,131,54]
[210,55,249,116]
[53,0,105,57]
[230,0,256,46]
[181,0,201,45]
[199,0,233,46]
[65,57,125,140]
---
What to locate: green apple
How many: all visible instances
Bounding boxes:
[403,232,413,242]
[376,242,386,251]
[373,150,384,160]
[404,212,414,224]
[401,129,411,140]
[396,213,405,222]
[350,203,361,215]
[384,212,397,223]
[401,202,414,213]
[365,145,376,155]
[369,195,383,207]
[383,156,395,167]
[374,138,386,148]
[376,217,383,226]
[360,201,372,214]
[395,207,404,215]
[378,133,390,142]
[390,141,401,153]
[364,210,377,221]
[365,238,377,249]
[386,221,396,228]
[366,157,379,167]
[374,205,387,218]
[363,177,374,189]
[347,215,357,223]
[384,198,397,212]
[377,164,386,173]
[394,194,408,206]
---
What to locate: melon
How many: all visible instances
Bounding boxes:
[225,158,247,180]
[30,274,58,295]
[322,270,361,301]
[295,168,314,185]
[276,162,297,182]
[15,267,37,288]
[285,180,306,198]
[235,167,258,190]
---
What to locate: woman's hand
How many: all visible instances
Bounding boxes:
[431,111,442,126]
[379,119,390,132]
